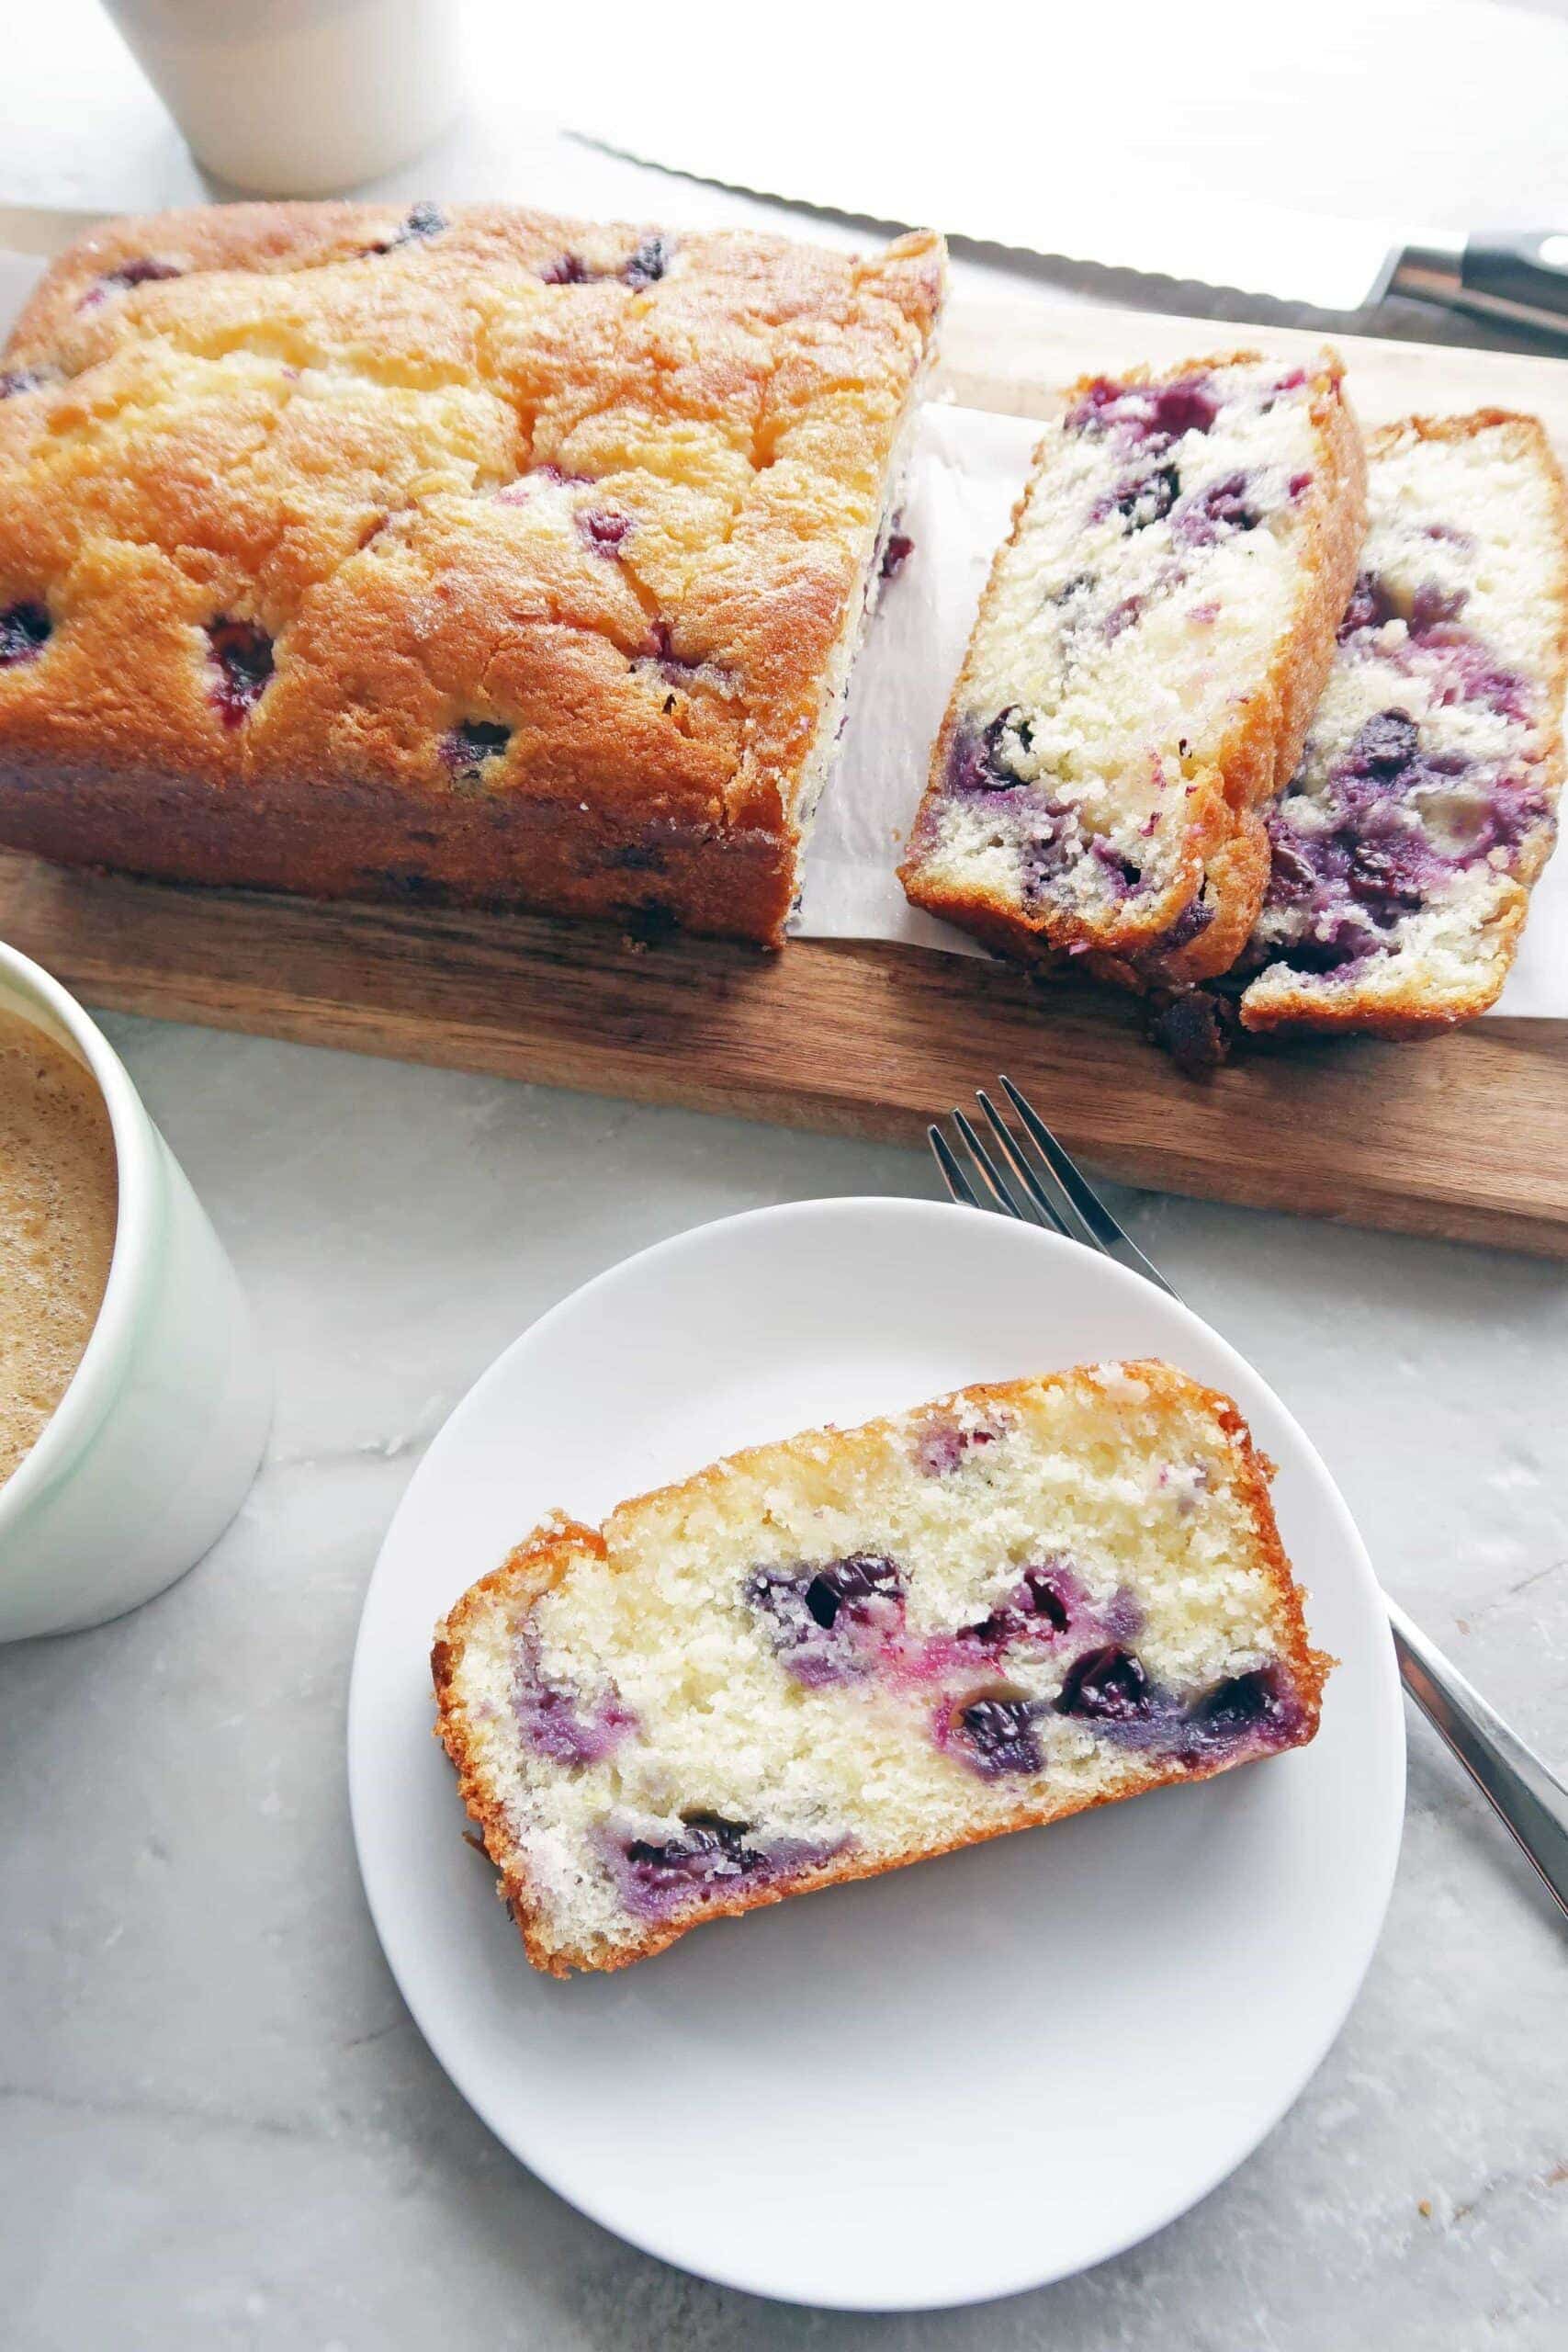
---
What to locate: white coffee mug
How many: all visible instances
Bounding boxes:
[97,0,463,198]
[0,943,271,1641]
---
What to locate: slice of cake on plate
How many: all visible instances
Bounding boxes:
[1238,411,1568,1034]
[899,350,1366,985]
[433,1361,1330,1975]
[0,202,942,944]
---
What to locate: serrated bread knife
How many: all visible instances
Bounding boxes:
[562,111,1568,344]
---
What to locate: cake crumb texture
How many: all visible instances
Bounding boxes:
[1239,410,1568,1035]
[0,202,943,943]
[900,349,1365,986]
[433,1361,1329,1975]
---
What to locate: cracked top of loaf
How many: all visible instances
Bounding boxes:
[0,202,942,892]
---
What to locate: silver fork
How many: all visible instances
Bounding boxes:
[931,1073,1568,1921]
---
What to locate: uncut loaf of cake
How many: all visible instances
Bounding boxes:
[433,1362,1329,1975]
[1238,411,1568,1035]
[900,350,1366,985]
[0,202,943,944]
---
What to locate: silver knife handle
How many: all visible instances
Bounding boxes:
[1386,1593,1568,1919]
[1390,229,1568,342]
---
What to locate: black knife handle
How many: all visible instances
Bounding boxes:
[1389,231,1568,343]
[1462,231,1568,319]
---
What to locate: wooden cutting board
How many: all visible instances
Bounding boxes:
[2,294,1565,1258]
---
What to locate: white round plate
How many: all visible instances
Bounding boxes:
[348,1198,1404,2311]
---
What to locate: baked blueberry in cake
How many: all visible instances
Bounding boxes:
[433,1362,1329,1974]
[0,201,942,945]
[899,351,1366,987]
[1239,412,1568,1035]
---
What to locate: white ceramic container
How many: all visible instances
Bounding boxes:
[98,0,463,197]
[0,942,271,1640]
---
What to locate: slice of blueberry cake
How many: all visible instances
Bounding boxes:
[433,1361,1329,1975]
[1239,412,1568,1035]
[899,351,1365,986]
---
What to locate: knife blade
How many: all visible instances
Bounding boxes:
[563,111,1568,343]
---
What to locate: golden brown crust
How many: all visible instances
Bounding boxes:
[0,203,944,946]
[1240,409,1568,1038]
[899,349,1367,989]
[432,1362,1332,1977]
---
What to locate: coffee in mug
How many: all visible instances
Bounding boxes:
[0,1007,118,1487]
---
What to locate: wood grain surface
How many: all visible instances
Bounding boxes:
[2,292,1565,1256]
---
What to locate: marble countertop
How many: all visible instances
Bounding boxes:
[2,6,1566,2340]
[4,1016,1564,2348]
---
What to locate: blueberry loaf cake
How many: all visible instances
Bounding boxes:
[0,203,942,944]
[1238,412,1568,1034]
[900,351,1366,985]
[433,1361,1329,1975]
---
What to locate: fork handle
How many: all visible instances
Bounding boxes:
[1386,1595,1568,1919]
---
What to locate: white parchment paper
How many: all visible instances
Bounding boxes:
[801,399,1568,1017]
[2,250,1561,1014]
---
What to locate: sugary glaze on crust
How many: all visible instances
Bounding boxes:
[433,1362,1330,1976]
[899,349,1366,988]
[0,203,943,944]
[1239,412,1568,1037]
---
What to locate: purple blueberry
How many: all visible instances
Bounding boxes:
[540,253,591,286]
[646,620,701,682]
[1103,594,1144,641]
[1192,1668,1291,1739]
[1151,378,1219,439]
[744,1554,906,1684]
[0,602,51,667]
[1409,582,1468,632]
[1346,842,1425,912]
[1015,1566,1072,1632]
[1344,708,1420,782]
[575,506,633,556]
[1337,571,1397,640]
[1090,839,1143,895]
[108,256,183,292]
[1066,373,1217,450]
[440,718,512,779]
[1264,833,1323,904]
[1277,918,1377,975]
[615,1815,762,1912]
[205,618,273,723]
[914,1418,1001,1474]
[604,1814,843,1921]
[1055,1645,1155,1723]
[947,1690,1043,1777]
[961,1565,1073,1649]
[880,529,914,580]
[80,256,182,311]
[1174,471,1262,548]
[623,235,672,288]
[1103,463,1180,531]
[0,369,46,400]
[513,1634,637,1767]
[945,710,1031,797]
[368,202,447,254]
[1157,893,1215,954]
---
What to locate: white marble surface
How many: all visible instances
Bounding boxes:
[1,5,1566,2337]
[1,1016,1564,2346]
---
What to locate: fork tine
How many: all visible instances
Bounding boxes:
[974,1092,1070,1239]
[981,1086,1102,1255]
[998,1074,1180,1301]
[928,1124,981,1209]
[952,1110,1032,1224]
